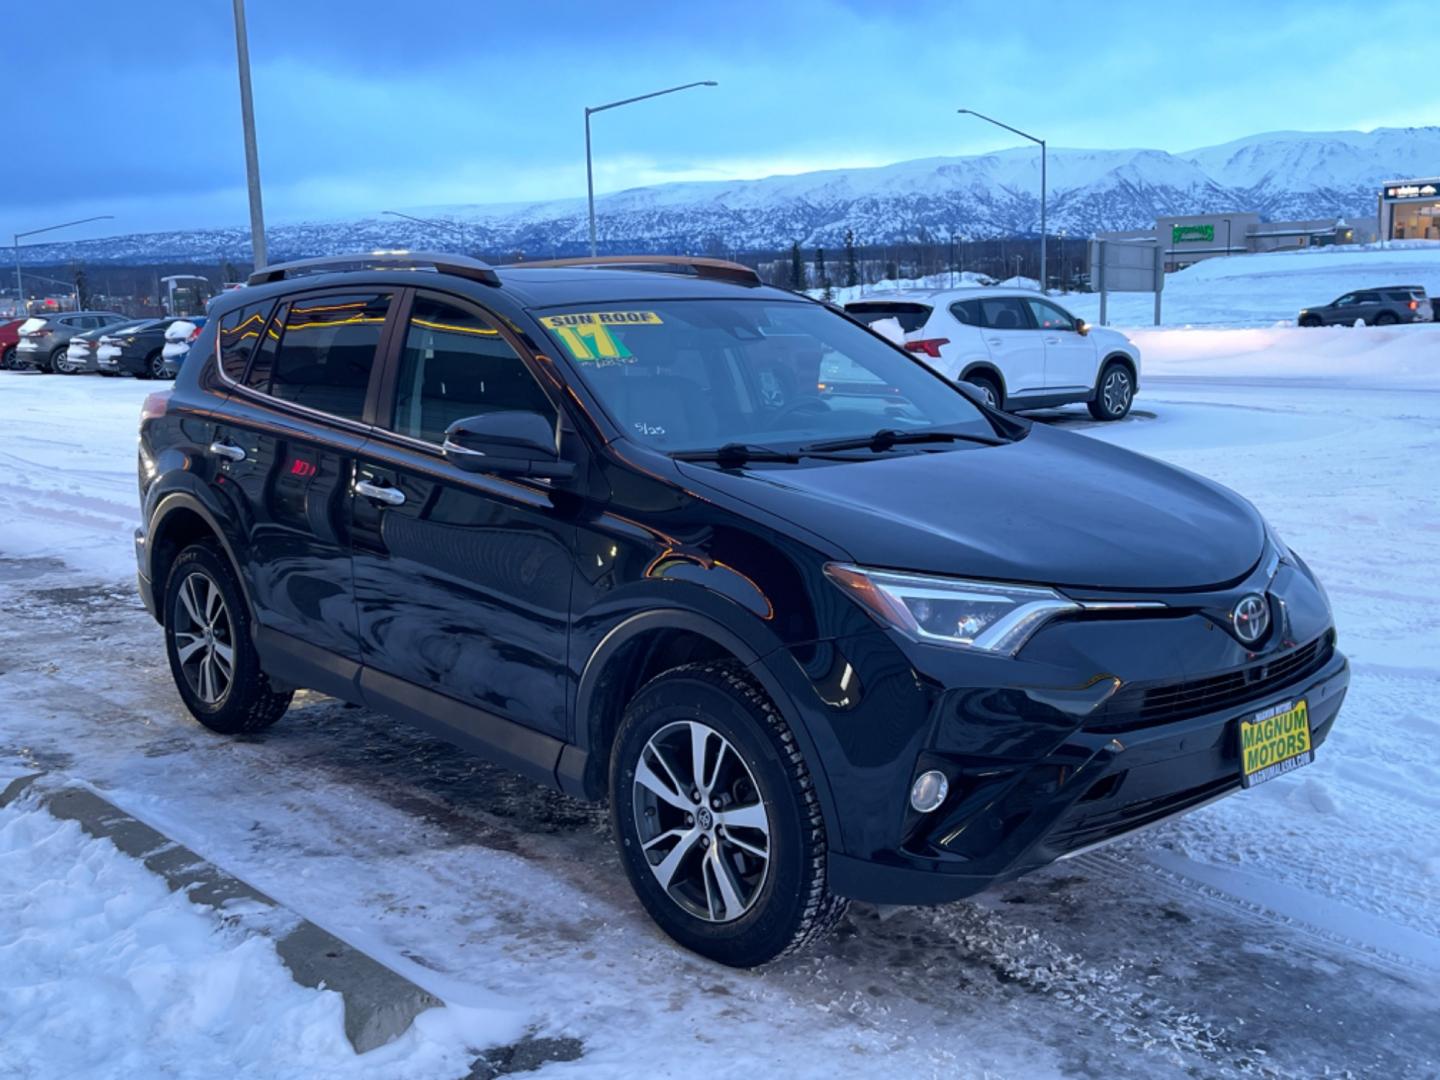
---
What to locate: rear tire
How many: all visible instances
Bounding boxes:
[610,661,847,967]
[149,350,167,380]
[1373,311,1398,326]
[163,542,292,735]
[45,346,67,374]
[1088,360,1134,421]
[964,372,1002,410]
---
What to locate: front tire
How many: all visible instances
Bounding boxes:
[1299,314,1322,328]
[610,661,846,967]
[163,542,292,735]
[1088,360,1134,421]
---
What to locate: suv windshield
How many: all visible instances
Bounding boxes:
[536,299,995,453]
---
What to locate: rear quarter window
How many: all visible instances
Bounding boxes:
[217,300,275,381]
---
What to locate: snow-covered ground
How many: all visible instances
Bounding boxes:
[833,240,1440,327]
[0,317,1437,1077]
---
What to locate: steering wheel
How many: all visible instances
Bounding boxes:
[762,397,832,431]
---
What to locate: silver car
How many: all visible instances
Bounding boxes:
[15,311,128,372]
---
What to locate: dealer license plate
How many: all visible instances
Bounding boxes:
[1239,699,1312,788]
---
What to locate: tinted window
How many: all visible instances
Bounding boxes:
[949,301,983,326]
[1354,292,1382,304]
[243,302,285,392]
[217,300,274,381]
[1333,293,1356,306]
[538,300,993,453]
[249,293,391,420]
[976,297,1030,330]
[843,302,933,333]
[389,294,554,444]
[1025,299,1077,331]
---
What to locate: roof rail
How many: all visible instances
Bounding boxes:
[514,255,762,286]
[247,251,500,287]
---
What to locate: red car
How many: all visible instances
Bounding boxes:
[0,317,25,369]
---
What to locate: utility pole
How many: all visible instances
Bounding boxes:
[232,0,267,269]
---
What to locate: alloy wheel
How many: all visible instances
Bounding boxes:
[632,719,771,923]
[172,571,235,705]
[1102,369,1132,416]
[151,353,166,379]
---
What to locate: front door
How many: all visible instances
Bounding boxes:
[208,289,396,675]
[1025,298,1096,391]
[974,295,1045,396]
[350,290,575,741]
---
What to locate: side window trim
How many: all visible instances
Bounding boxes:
[370,287,562,454]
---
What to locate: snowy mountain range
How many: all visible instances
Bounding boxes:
[21,127,1440,266]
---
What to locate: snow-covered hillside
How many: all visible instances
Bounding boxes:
[19,127,1440,266]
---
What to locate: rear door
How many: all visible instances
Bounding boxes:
[1024,298,1096,392]
[350,289,576,746]
[1353,290,1384,324]
[974,295,1045,396]
[208,289,398,691]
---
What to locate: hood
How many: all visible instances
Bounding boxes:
[678,425,1263,591]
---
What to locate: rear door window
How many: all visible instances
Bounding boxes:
[976,296,1032,330]
[843,302,933,333]
[264,293,392,420]
[949,300,983,326]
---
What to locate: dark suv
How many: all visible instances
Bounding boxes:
[135,253,1348,967]
[1298,285,1433,326]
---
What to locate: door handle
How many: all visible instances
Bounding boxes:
[209,440,245,462]
[986,338,1003,346]
[1044,336,1061,344]
[355,479,405,506]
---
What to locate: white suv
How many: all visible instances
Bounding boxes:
[844,289,1141,421]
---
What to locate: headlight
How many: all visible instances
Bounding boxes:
[824,564,1078,655]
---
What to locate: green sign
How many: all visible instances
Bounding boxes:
[1172,224,1215,243]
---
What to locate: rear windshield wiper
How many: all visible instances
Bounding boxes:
[671,442,803,466]
[801,428,1006,453]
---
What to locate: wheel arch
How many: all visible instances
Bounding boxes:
[562,607,841,839]
[958,361,1006,400]
[1098,351,1137,387]
[145,492,252,627]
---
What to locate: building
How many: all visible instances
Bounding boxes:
[1379,178,1440,241]
[1093,212,1359,273]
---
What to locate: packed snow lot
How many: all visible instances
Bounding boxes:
[0,319,1437,1078]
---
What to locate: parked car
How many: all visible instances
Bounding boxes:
[14,311,127,372]
[1298,285,1433,326]
[844,289,1141,420]
[160,316,207,377]
[97,317,190,379]
[0,317,26,369]
[136,252,1346,967]
[64,319,158,376]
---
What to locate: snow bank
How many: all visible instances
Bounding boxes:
[1132,323,1440,384]
[0,799,517,1080]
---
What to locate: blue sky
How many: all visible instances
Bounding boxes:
[11,0,1437,242]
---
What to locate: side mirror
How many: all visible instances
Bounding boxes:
[443,411,574,480]
[1075,319,1090,336]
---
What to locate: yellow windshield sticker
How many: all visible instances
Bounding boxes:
[539,311,662,362]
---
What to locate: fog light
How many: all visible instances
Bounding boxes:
[909,769,949,813]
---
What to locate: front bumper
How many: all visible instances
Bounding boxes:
[829,643,1347,904]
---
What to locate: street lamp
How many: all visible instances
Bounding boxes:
[382,209,470,253]
[232,0,267,268]
[958,108,1045,292]
[585,80,717,257]
[13,215,114,316]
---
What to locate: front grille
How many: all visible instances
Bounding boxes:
[1089,630,1334,733]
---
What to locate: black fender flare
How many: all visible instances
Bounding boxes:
[958,361,1006,396]
[144,489,254,623]
[561,606,841,843]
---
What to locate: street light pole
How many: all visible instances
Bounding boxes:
[958,108,1045,292]
[232,0,267,269]
[382,209,469,253]
[585,80,718,257]
[13,215,114,316]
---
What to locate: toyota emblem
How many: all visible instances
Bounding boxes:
[1232,594,1270,644]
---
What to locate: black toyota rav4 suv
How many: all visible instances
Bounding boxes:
[135,252,1347,967]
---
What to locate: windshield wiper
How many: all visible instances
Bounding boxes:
[671,442,803,466]
[801,428,1006,453]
